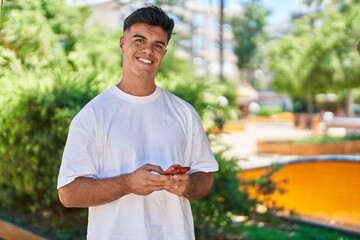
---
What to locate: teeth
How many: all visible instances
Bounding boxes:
[138,58,152,64]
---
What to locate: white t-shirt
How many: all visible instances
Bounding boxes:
[57,85,219,240]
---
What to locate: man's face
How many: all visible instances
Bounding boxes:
[120,23,168,80]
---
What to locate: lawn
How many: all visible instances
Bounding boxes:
[218,218,360,240]
[291,134,360,144]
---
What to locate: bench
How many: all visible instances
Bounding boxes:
[323,117,360,134]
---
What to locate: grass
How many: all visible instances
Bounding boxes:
[255,106,282,117]
[291,134,360,144]
[219,218,360,240]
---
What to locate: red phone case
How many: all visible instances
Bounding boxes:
[162,166,190,175]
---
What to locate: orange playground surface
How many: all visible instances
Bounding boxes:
[238,158,360,234]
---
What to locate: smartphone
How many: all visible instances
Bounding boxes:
[162,166,190,175]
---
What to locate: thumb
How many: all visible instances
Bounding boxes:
[142,164,164,174]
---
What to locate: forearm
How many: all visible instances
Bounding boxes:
[184,172,214,200]
[58,175,130,208]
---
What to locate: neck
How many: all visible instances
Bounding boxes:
[117,78,156,96]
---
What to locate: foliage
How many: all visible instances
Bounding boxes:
[0,1,122,122]
[157,73,239,128]
[0,0,4,26]
[191,143,255,239]
[0,74,102,239]
[156,72,210,118]
[157,41,196,78]
[351,88,360,108]
[291,134,360,144]
[267,0,360,114]
[0,73,101,209]
[0,0,120,238]
[191,137,285,239]
[207,82,240,130]
[230,0,269,70]
[255,105,282,116]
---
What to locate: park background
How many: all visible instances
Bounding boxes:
[1,0,360,239]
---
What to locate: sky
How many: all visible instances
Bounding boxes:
[223,0,309,25]
[263,0,310,25]
[263,0,296,24]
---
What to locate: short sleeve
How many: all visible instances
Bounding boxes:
[57,108,99,189]
[188,109,219,174]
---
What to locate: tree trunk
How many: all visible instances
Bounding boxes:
[306,94,313,115]
[306,94,314,129]
[346,88,354,116]
[219,0,224,82]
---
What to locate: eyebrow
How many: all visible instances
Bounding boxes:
[132,34,166,47]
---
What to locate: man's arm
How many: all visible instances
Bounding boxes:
[58,175,129,208]
[58,164,172,208]
[185,172,214,200]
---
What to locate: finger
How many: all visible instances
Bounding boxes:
[143,164,164,174]
[166,185,186,196]
[148,174,173,187]
[169,164,182,168]
[171,174,189,181]
[170,175,178,180]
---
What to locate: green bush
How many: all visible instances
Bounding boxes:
[157,73,239,128]
[191,148,256,239]
[256,105,282,116]
[191,135,285,239]
[0,1,120,238]
[157,73,210,118]
[0,72,101,214]
[292,134,360,144]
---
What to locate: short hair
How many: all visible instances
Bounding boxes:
[123,6,175,43]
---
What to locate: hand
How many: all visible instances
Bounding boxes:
[167,172,214,200]
[123,164,172,195]
[166,173,191,197]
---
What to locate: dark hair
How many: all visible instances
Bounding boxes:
[123,6,175,42]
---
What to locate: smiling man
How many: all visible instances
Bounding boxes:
[57,6,218,240]
[119,23,167,93]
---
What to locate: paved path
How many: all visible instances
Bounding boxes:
[219,121,313,169]
[0,220,46,240]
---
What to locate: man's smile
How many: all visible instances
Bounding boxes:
[137,57,153,64]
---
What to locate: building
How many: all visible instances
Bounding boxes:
[84,0,240,79]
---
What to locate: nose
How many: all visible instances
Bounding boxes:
[141,44,153,55]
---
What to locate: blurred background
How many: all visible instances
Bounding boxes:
[1,0,360,239]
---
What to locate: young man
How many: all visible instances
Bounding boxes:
[57,6,218,239]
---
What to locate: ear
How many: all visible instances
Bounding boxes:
[120,36,125,53]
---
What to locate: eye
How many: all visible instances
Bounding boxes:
[154,43,164,51]
[135,39,145,43]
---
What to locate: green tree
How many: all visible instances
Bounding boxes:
[0,0,122,103]
[230,0,269,70]
[267,0,360,114]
